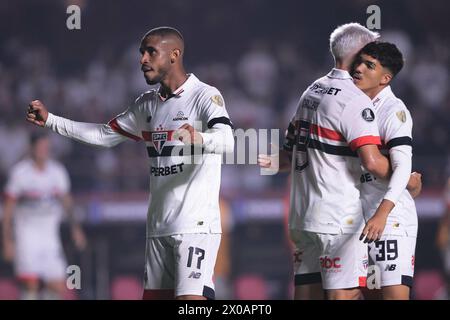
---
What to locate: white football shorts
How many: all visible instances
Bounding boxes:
[144,233,221,299]
[290,230,368,290]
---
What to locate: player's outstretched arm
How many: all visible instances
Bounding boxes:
[27,100,49,126]
[26,100,127,147]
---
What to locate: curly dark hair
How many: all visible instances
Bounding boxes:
[359,41,404,77]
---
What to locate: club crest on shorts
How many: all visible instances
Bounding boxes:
[396,110,406,123]
[362,108,375,122]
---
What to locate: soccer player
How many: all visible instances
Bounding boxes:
[26,27,234,300]
[2,132,86,299]
[259,23,394,300]
[352,42,420,299]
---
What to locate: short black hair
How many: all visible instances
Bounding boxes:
[30,131,48,146]
[144,26,184,43]
[360,41,404,77]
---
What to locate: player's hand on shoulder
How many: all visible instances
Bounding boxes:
[174,124,203,145]
[26,100,49,127]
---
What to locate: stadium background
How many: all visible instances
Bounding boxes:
[0,0,449,299]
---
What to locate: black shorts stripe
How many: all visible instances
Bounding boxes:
[202,286,215,300]
[295,273,322,286]
[307,139,358,157]
[207,117,234,129]
[386,136,412,149]
[147,145,205,158]
[401,275,413,288]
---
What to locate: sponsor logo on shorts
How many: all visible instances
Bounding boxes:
[362,255,369,270]
[293,250,303,269]
[188,271,202,279]
[385,264,397,271]
[293,250,303,263]
[320,256,341,272]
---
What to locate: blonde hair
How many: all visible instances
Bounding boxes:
[330,23,379,64]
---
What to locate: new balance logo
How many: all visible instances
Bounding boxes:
[188,271,202,279]
[385,264,397,271]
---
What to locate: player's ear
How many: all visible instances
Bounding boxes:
[171,49,181,63]
[380,72,392,85]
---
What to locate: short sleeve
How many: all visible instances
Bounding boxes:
[382,103,413,149]
[199,88,233,129]
[340,95,381,151]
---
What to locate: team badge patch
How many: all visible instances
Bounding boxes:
[396,110,406,123]
[211,95,224,107]
[152,131,168,154]
[362,108,375,122]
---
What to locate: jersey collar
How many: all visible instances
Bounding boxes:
[372,85,393,106]
[327,68,353,80]
[157,73,198,101]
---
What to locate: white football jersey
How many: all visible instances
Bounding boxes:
[109,74,232,237]
[4,158,69,242]
[285,68,381,234]
[359,86,417,236]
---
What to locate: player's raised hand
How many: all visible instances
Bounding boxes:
[174,124,203,145]
[26,100,49,127]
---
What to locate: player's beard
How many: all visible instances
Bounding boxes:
[144,67,169,85]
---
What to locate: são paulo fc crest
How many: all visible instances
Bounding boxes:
[152,131,168,154]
